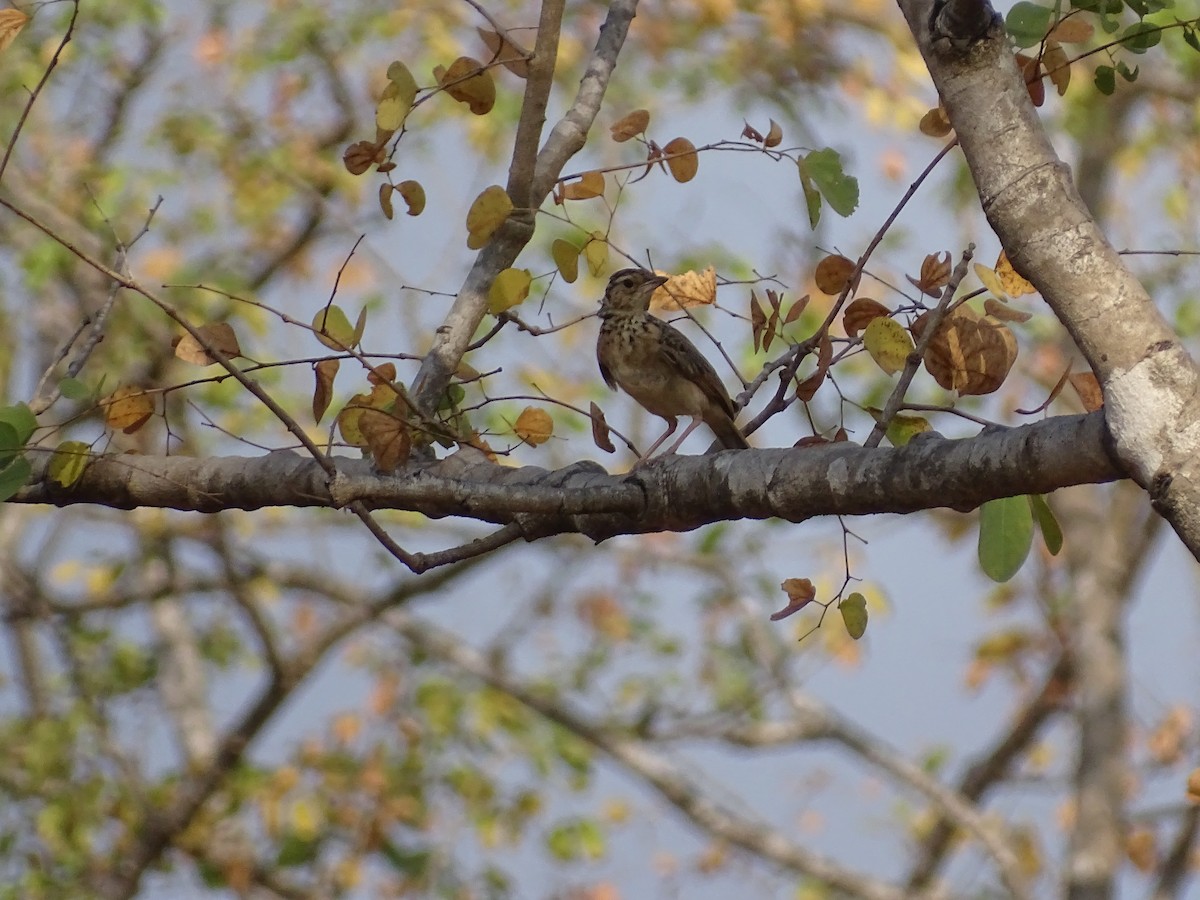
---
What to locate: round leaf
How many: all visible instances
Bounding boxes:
[978,495,1035,582]
[863,316,913,376]
[839,592,868,640]
[488,268,532,315]
[662,137,699,183]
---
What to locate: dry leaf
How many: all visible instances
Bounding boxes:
[103,386,155,434]
[741,122,764,142]
[434,57,495,115]
[1068,371,1104,411]
[771,577,816,620]
[1043,39,1070,96]
[763,119,783,148]
[378,182,394,220]
[590,401,615,453]
[313,359,339,424]
[173,322,242,365]
[919,106,953,138]
[907,251,951,298]
[343,140,384,175]
[996,250,1036,297]
[560,170,604,200]
[0,9,30,53]
[397,180,425,216]
[750,291,767,353]
[476,26,530,78]
[662,137,698,183]
[784,294,810,325]
[814,254,858,295]
[795,334,833,401]
[842,297,890,337]
[610,109,650,142]
[984,297,1033,323]
[648,266,716,312]
[367,362,397,385]
[1049,17,1093,43]
[358,408,411,472]
[915,307,1018,395]
[513,406,553,446]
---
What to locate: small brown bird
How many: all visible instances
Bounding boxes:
[596,267,749,458]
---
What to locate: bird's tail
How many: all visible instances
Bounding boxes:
[706,412,750,450]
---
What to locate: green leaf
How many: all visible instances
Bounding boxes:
[1094,64,1116,94]
[1120,21,1161,52]
[551,239,579,284]
[0,456,32,502]
[1115,60,1139,82]
[1183,26,1200,52]
[885,413,931,447]
[797,162,821,228]
[1029,494,1063,555]
[276,832,320,867]
[59,377,92,401]
[1005,1,1053,47]
[839,592,868,639]
[48,440,91,487]
[978,495,1034,582]
[0,403,36,445]
[0,423,18,468]
[801,148,858,217]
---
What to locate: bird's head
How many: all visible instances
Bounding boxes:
[600,267,669,312]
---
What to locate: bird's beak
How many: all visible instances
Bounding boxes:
[650,275,669,288]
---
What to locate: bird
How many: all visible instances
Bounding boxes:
[596,267,749,458]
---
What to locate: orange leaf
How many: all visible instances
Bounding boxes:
[358,408,411,472]
[513,406,552,446]
[1068,371,1103,411]
[313,359,339,424]
[103,386,154,434]
[434,57,495,115]
[560,170,605,201]
[907,251,951,298]
[0,9,30,53]
[648,267,716,313]
[590,402,615,453]
[842,297,890,337]
[771,577,816,620]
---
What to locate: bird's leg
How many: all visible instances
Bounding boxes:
[638,417,679,459]
[660,416,704,456]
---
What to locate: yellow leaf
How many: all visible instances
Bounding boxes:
[551,239,579,283]
[648,266,717,312]
[662,137,699,183]
[434,56,495,115]
[884,413,931,447]
[103,386,154,434]
[488,268,532,314]
[0,9,29,53]
[397,180,425,216]
[312,306,358,350]
[48,441,91,487]
[996,250,1036,297]
[376,69,416,133]
[583,232,608,276]
[919,106,953,137]
[610,109,650,142]
[863,316,913,376]
[513,406,553,446]
[974,261,1009,299]
[465,185,513,249]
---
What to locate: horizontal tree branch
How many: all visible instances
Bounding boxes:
[16,413,1123,542]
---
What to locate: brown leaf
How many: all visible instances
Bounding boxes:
[814,254,858,295]
[610,109,650,142]
[1068,371,1103,411]
[313,359,339,424]
[983,297,1033,323]
[379,182,394,220]
[560,170,605,201]
[1049,17,1094,43]
[648,266,716,313]
[1043,39,1070,96]
[795,334,833,401]
[476,26,530,78]
[434,57,495,115]
[367,362,397,386]
[590,402,615,453]
[397,180,425,216]
[784,294,810,325]
[513,406,553,446]
[0,9,30,53]
[763,119,783,148]
[771,577,816,620]
[173,322,242,366]
[906,251,951,298]
[793,435,830,448]
[662,137,699,183]
[342,140,384,176]
[741,122,764,142]
[916,308,1018,396]
[750,291,767,353]
[358,408,411,473]
[1016,53,1045,107]
[103,386,155,435]
[919,106,953,138]
[842,297,890,337]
